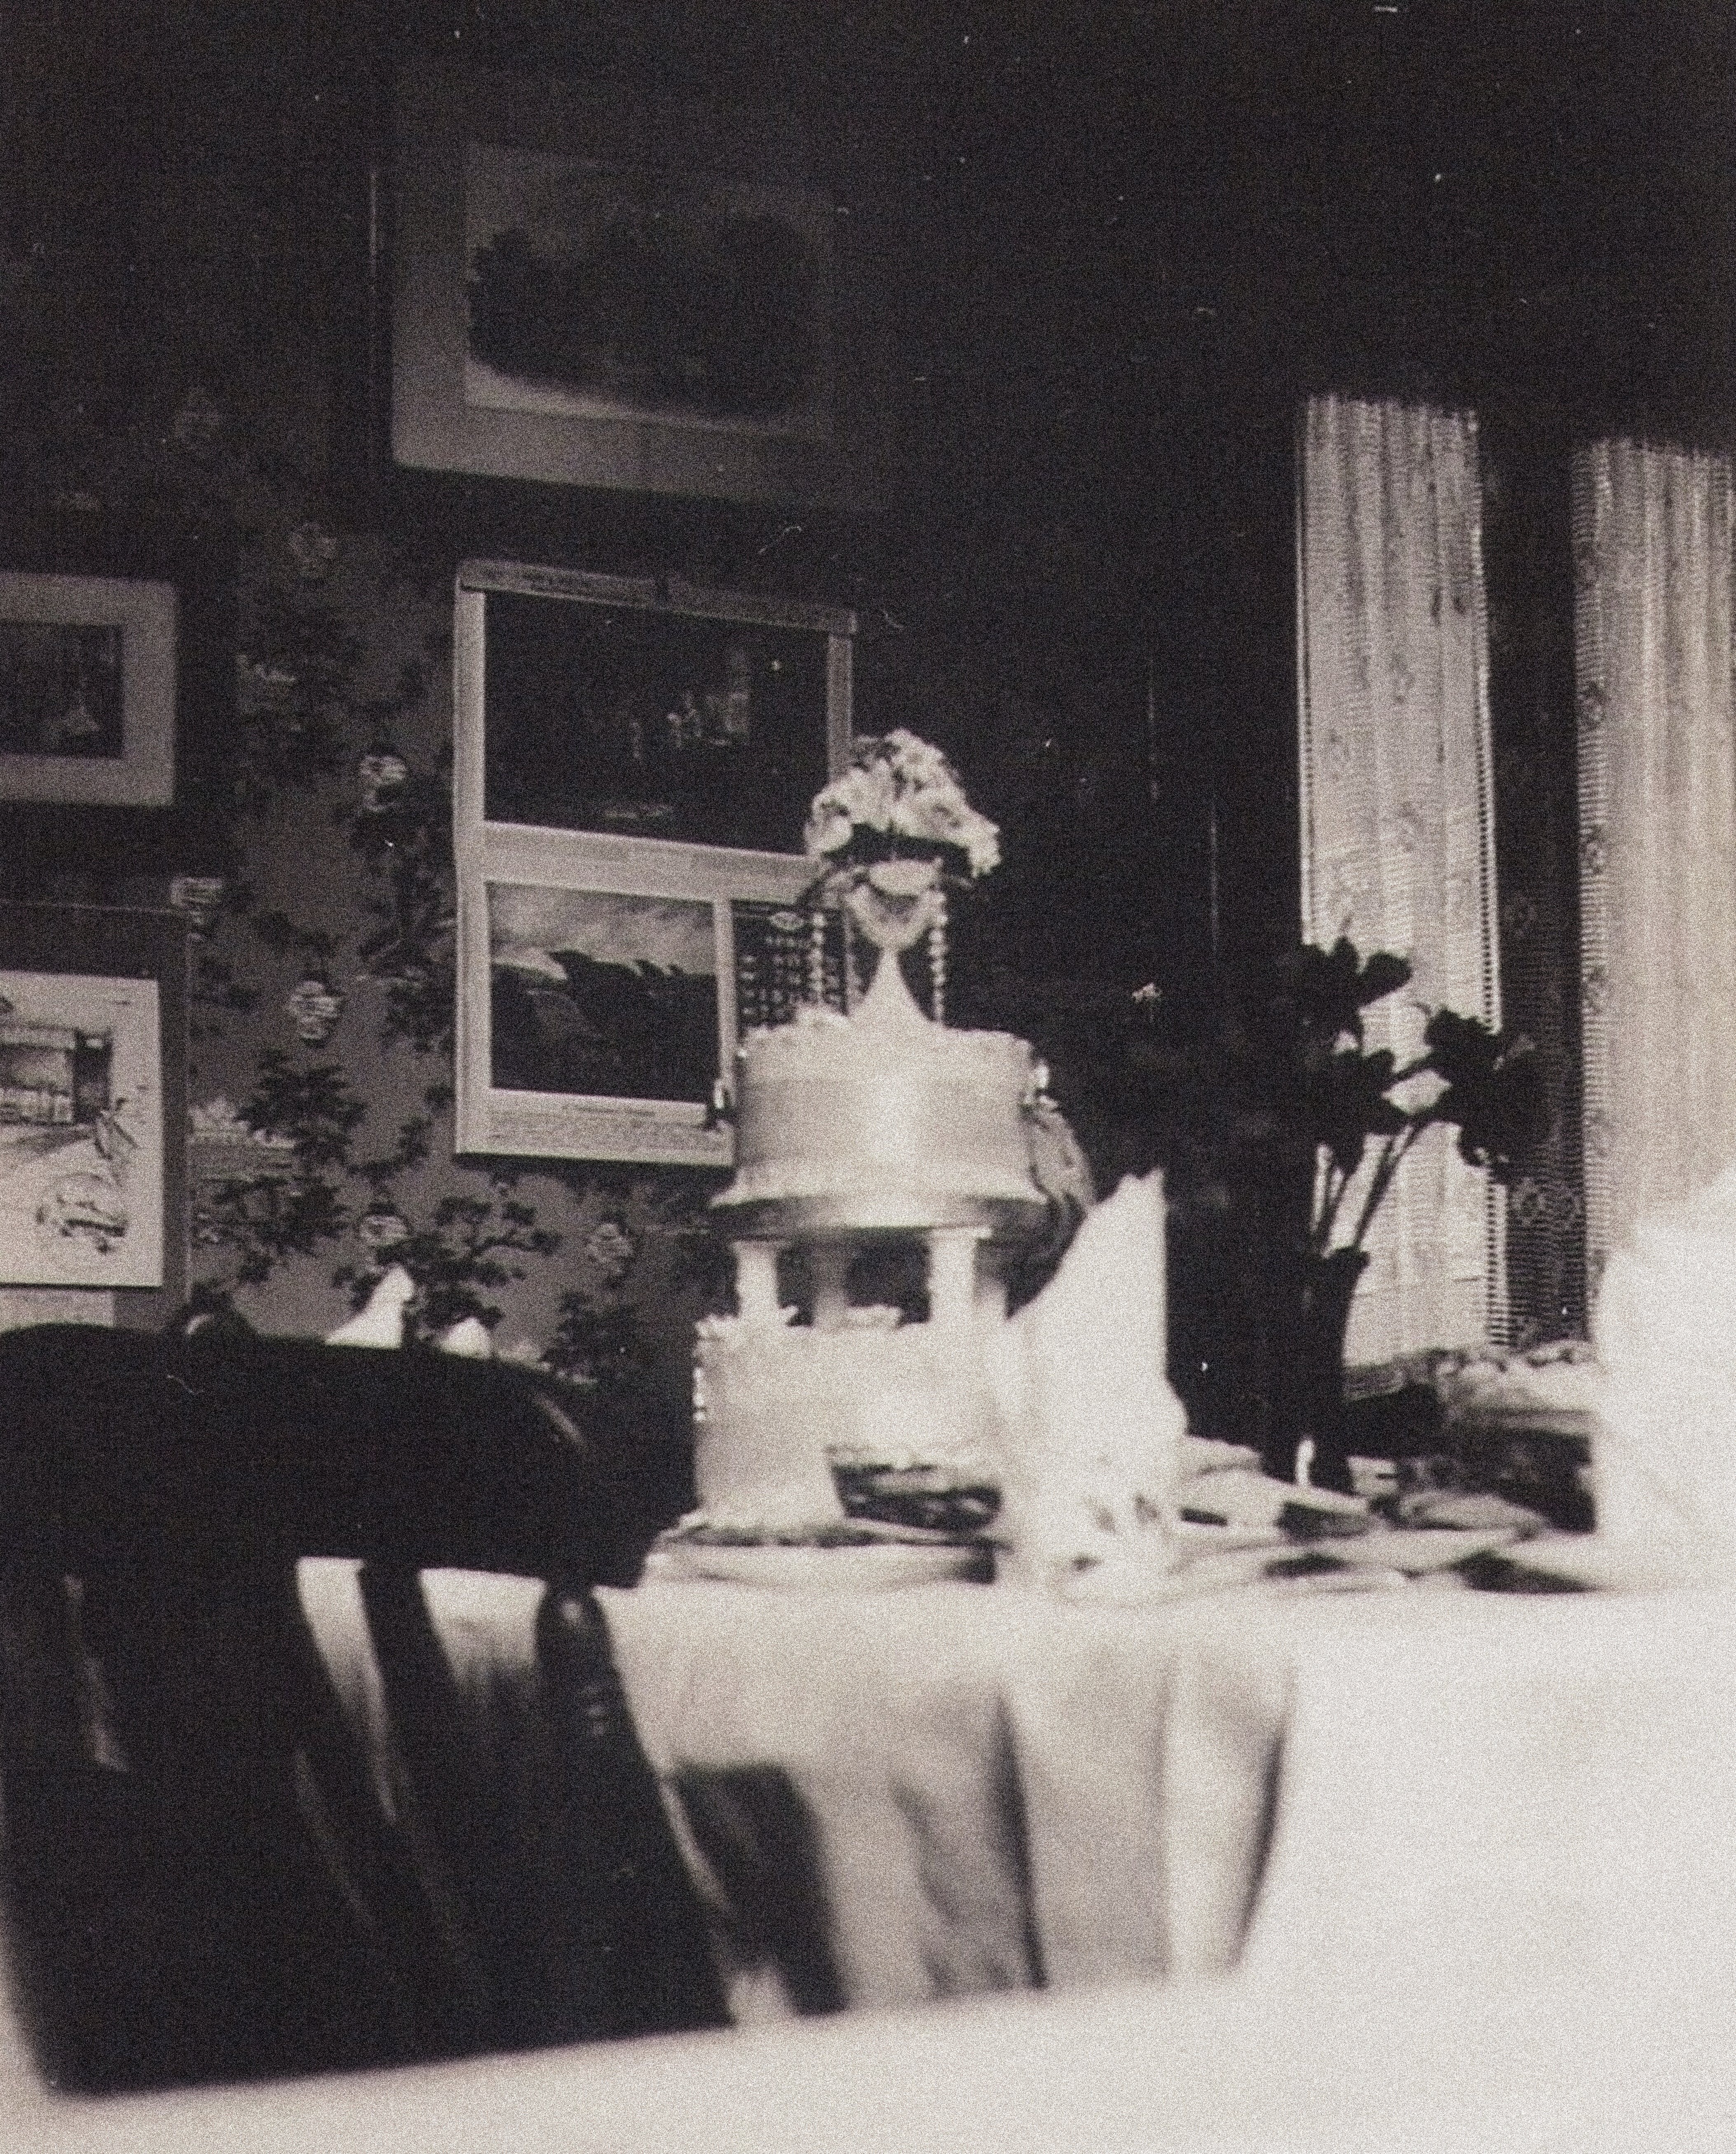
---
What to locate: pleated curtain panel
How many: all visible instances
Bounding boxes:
[1296,395,1506,1366]
[1572,440,1736,1291]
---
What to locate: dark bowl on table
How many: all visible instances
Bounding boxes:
[828,1459,1002,1539]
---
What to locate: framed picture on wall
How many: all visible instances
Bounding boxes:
[0,572,177,806]
[0,904,188,1303]
[390,62,887,507]
[453,558,854,1164]
[455,826,847,1166]
[454,557,854,854]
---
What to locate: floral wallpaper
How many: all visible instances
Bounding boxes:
[4,379,734,1466]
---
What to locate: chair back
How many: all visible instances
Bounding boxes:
[0,1323,724,2093]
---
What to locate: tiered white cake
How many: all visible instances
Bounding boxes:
[692,1307,1005,1530]
[690,960,1049,1533]
[718,1003,1050,1234]
[652,727,1184,1586]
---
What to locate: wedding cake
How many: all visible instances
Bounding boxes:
[646,731,1189,1590]
[691,1305,1007,1530]
[658,732,1053,1557]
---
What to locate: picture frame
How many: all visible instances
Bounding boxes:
[453,558,855,1165]
[0,904,188,1314]
[391,61,887,507]
[455,826,846,1166]
[0,512,238,898]
[0,572,177,807]
[454,557,854,854]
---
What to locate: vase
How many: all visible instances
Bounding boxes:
[842,856,945,1025]
[1265,1247,1370,1494]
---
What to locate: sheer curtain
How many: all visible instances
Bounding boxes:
[1296,396,1505,1364]
[1573,440,1736,1288]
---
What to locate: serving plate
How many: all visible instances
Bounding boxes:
[640,1540,993,1589]
[1343,1524,1528,1574]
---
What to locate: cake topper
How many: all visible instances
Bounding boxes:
[802,730,999,1024]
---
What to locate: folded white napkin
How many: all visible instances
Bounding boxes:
[1593,1159,1736,1567]
[989,1171,1186,1598]
[325,1264,415,1348]
[436,1315,493,1359]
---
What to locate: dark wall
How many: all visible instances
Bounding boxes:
[10,1,1729,956]
[0,0,1727,1410]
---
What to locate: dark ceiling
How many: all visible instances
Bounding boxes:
[7,0,1734,448]
[0,0,1719,1036]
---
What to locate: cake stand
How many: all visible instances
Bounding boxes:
[678,888,1051,1584]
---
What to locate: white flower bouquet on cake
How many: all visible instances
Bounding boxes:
[801,730,1002,1021]
[804,729,1002,885]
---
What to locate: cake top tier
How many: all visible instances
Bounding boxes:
[713,728,1049,1241]
[711,977,1049,1241]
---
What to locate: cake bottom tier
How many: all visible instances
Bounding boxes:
[693,1318,1000,1528]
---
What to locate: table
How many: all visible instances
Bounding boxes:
[7,1560,1733,2154]
[298,1558,1736,2034]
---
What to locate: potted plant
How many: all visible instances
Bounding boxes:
[967,938,1544,1490]
[1238,937,1543,1488]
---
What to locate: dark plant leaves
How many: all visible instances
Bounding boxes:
[1272,936,1413,1050]
[1423,1010,1545,1180]
[1303,1047,1409,1177]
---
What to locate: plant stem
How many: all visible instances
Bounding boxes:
[1312,1154,1350,1253]
[1348,1119,1428,1250]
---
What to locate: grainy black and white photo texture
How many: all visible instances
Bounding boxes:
[0,5,1733,2151]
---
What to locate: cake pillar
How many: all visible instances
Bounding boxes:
[809,1244,854,1332]
[928,1226,987,1332]
[973,1267,1009,1325]
[732,1240,784,1325]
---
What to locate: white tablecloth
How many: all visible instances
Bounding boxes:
[296,1562,1736,2032]
[7,1563,1735,2154]
[602,1576,1736,2023]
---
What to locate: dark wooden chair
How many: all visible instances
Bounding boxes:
[0,1321,725,2094]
